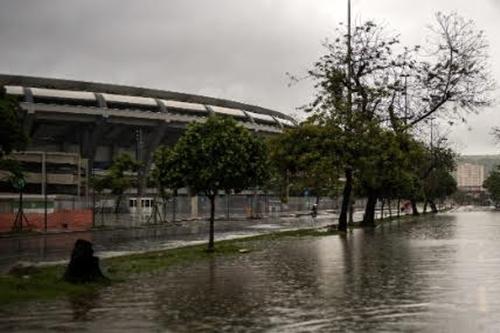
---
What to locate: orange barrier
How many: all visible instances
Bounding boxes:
[0,209,92,233]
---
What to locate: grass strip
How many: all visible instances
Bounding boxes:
[0,227,337,307]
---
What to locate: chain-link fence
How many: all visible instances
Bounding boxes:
[0,192,370,232]
[0,195,92,233]
[89,193,368,228]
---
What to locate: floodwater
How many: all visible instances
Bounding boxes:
[0,214,337,271]
[2,210,500,332]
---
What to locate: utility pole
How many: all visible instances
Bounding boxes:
[347,0,352,109]
[404,75,408,126]
[43,152,48,232]
[135,128,144,218]
[339,0,354,231]
[430,117,434,150]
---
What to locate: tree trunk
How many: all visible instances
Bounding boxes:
[92,189,96,228]
[397,198,401,218]
[411,199,419,216]
[362,191,377,227]
[380,199,385,220]
[208,194,216,252]
[162,200,167,222]
[172,194,177,222]
[429,200,438,213]
[348,198,354,225]
[338,168,353,232]
[114,194,122,214]
[423,201,428,213]
[226,192,230,220]
[388,199,392,219]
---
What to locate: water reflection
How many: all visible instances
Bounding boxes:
[69,290,101,321]
[4,212,500,331]
[0,215,332,270]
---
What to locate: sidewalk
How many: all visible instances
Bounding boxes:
[0,208,415,271]
[0,211,336,271]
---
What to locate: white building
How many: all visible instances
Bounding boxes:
[455,163,485,191]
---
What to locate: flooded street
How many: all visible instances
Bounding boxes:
[0,214,338,271]
[3,211,500,332]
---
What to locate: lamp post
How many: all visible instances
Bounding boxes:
[347,0,352,109]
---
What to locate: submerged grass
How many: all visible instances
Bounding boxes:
[0,226,338,307]
[0,265,102,306]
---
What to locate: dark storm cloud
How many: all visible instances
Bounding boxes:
[0,0,329,113]
[0,0,499,153]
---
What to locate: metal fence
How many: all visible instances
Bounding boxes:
[0,195,92,233]
[0,192,370,232]
[88,193,368,228]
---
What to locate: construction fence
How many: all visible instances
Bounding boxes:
[0,193,368,233]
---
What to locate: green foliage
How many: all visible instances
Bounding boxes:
[0,158,24,182]
[303,13,489,224]
[424,168,457,202]
[91,153,141,212]
[0,90,28,158]
[268,122,341,200]
[356,127,415,199]
[484,168,500,204]
[169,115,269,197]
[416,144,457,202]
[151,146,184,201]
[158,115,269,250]
[0,265,103,307]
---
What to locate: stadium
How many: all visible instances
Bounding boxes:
[0,74,299,231]
[0,74,295,196]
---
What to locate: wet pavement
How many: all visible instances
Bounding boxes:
[2,210,500,332]
[0,212,342,271]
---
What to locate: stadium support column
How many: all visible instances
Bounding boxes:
[81,118,107,191]
[22,88,35,138]
[191,195,199,219]
[137,121,168,215]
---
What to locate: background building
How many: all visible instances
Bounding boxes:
[455,162,485,193]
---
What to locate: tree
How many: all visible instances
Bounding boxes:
[356,127,417,225]
[0,88,28,158]
[166,115,269,251]
[268,122,341,205]
[424,168,457,212]
[418,143,456,210]
[150,146,185,222]
[304,12,490,229]
[405,12,494,128]
[93,153,141,213]
[484,168,500,206]
[305,20,411,230]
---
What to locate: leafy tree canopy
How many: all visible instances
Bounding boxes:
[92,153,141,213]
[268,122,341,199]
[484,168,500,204]
[151,145,184,201]
[171,115,269,197]
[0,89,28,158]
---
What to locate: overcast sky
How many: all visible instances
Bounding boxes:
[0,0,499,155]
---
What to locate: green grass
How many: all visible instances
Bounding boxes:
[0,226,338,307]
[0,265,103,306]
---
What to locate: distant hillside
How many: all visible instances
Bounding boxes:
[458,155,500,175]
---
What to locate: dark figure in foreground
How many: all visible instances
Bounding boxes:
[64,239,108,283]
[311,204,318,218]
